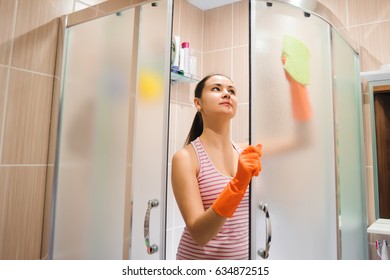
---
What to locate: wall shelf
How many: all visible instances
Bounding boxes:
[170,71,199,84]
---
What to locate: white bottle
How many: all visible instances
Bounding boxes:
[181,42,190,77]
[381,240,389,260]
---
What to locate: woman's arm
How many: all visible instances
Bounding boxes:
[171,147,226,247]
[237,122,313,156]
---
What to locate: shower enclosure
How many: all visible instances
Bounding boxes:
[48,0,172,259]
[46,0,367,260]
[251,0,367,259]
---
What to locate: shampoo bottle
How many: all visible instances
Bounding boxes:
[181,42,190,77]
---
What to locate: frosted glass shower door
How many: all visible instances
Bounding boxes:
[332,29,367,259]
[50,1,172,260]
[250,1,337,259]
[130,0,172,260]
[51,8,137,260]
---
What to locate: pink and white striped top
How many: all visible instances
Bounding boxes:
[176,138,249,260]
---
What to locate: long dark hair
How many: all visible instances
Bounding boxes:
[184,73,232,146]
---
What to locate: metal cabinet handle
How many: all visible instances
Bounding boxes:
[258,202,272,259]
[144,199,159,254]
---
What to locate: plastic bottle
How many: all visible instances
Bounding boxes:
[171,36,180,73]
[189,52,197,79]
[181,42,190,77]
[381,240,389,260]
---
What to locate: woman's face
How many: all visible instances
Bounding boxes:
[195,75,238,119]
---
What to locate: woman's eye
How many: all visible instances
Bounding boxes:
[228,90,236,95]
[212,87,220,91]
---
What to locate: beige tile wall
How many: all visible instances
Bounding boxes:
[1,0,389,260]
[203,1,249,99]
[231,1,249,144]
[3,70,53,164]
[0,1,16,65]
[0,66,7,136]
[0,167,47,259]
[318,0,390,71]
[0,0,105,260]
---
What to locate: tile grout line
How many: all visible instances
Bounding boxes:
[1,164,48,167]
[202,44,249,55]
[9,65,54,77]
[348,18,390,29]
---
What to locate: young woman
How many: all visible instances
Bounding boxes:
[171,74,262,260]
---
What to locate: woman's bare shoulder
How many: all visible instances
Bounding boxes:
[172,144,199,185]
[172,144,197,167]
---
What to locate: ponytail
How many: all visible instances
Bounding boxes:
[185,111,203,146]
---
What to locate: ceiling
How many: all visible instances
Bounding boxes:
[186,0,242,10]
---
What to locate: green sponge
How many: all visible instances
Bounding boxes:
[282,35,310,85]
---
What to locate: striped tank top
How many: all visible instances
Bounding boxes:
[176,138,249,260]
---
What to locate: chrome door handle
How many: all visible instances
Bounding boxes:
[258,202,272,259]
[144,199,159,254]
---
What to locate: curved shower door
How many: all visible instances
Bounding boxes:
[250,0,366,260]
[50,1,172,260]
[251,0,333,260]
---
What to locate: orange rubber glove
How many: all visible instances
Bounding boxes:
[282,56,312,121]
[212,144,262,218]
